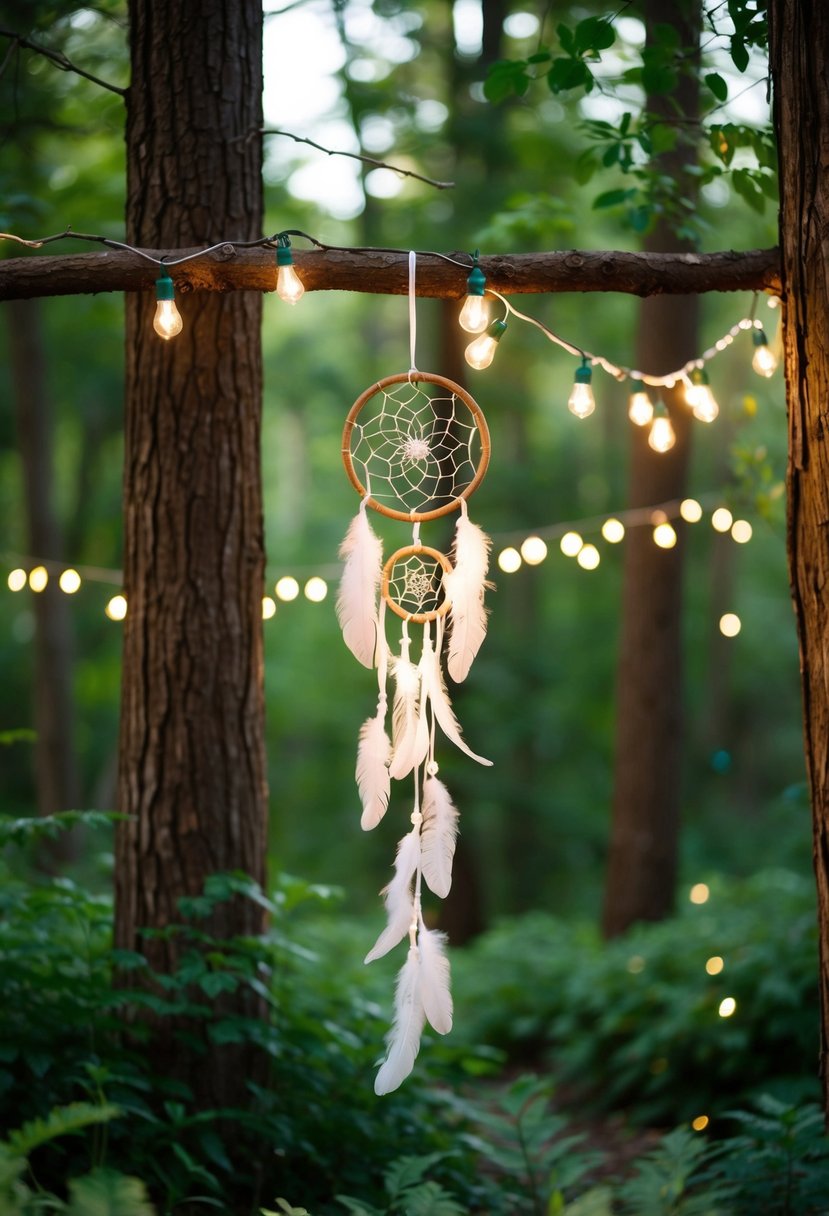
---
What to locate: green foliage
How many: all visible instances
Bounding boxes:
[337,1152,465,1216]
[615,1127,732,1215]
[453,870,818,1125]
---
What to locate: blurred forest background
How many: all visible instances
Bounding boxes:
[0,2,821,1214]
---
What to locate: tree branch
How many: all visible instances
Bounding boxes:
[0,245,781,302]
[0,28,126,97]
[257,128,455,190]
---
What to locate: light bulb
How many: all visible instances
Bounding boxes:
[465,319,507,370]
[459,293,489,334]
[628,391,654,427]
[648,413,676,453]
[459,262,488,333]
[153,271,183,340]
[276,240,305,304]
[568,361,595,418]
[685,369,719,422]
[751,328,777,377]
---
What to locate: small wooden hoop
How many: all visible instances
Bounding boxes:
[342,371,491,522]
[381,544,453,624]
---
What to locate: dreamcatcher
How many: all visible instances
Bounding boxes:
[336,253,493,1094]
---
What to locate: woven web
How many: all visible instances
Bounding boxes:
[385,552,447,620]
[348,381,483,516]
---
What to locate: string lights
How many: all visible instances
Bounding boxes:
[153,267,183,340]
[458,252,489,334]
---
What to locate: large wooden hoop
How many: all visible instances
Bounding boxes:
[381,544,453,624]
[342,371,491,522]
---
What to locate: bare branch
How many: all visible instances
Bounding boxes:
[258,128,455,190]
[0,243,781,302]
[0,27,126,97]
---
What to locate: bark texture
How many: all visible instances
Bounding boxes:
[0,244,781,301]
[114,0,268,1108]
[603,0,700,937]
[769,0,829,1107]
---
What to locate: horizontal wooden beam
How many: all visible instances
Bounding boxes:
[0,244,781,302]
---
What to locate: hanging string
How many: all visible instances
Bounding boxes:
[408,249,418,377]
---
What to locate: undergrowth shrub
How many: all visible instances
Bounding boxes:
[452,869,819,1124]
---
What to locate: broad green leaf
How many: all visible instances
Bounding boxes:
[705,72,728,102]
[547,58,592,94]
[66,1168,155,1216]
[592,188,634,209]
[731,37,749,72]
[573,17,615,55]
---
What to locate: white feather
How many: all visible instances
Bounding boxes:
[356,709,391,831]
[364,829,420,963]
[444,514,492,683]
[420,777,459,899]
[374,948,425,1095]
[417,923,453,1035]
[336,504,383,668]
[388,653,423,781]
[420,632,492,767]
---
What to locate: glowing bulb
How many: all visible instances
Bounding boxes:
[719,612,741,637]
[706,956,724,976]
[276,241,305,304]
[648,414,676,453]
[577,544,600,570]
[7,568,27,592]
[628,391,654,427]
[751,328,777,377]
[106,594,128,621]
[568,361,595,418]
[497,547,522,573]
[689,883,710,904]
[560,531,583,557]
[262,596,277,620]
[153,271,183,340]
[731,520,753,544]
[465,319,507,370]
[458,263,489,333]
[685,369,719,422]
[680,498,703,523]
[711,507,733,533]
[59,569,81,594]
[520,536,547,565]
[275,576,300,602]
[28,566,48,592]
[653,522,677,549]
[692,1116,709,1132]
[718,996,737,1018]
[304,576,328,602]
[601,518,625,543]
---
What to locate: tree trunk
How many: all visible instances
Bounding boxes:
[114,0,268,1109]
[7,297,80,858]
[603,0,700,937]
[769,0,829,1113]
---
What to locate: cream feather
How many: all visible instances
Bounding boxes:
[356,706,392,831]
[336,503,383,668]
[420,631,492,767]
[420,776,459,899]
[444,513,492,683]
[417,923,453,1035]
[388,651,423,781]
[374,947,425,1095]
[364,829,420,963]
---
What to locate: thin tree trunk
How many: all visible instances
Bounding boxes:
[603,0,700,937]
[769,0,829,1114]
[114,0,268,1110]
[7,297,79,858]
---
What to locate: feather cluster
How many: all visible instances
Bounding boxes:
[336,490,493,1095]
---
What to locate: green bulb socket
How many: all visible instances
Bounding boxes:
[752,327,769,346]
[574,362,592,385]
[155,271,175,301]
[276,244,294,267]
[466,264,486,296]
[487,319,507,341]
[689,367,709,386]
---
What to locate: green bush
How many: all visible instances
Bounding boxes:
[453,869,819,1124]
